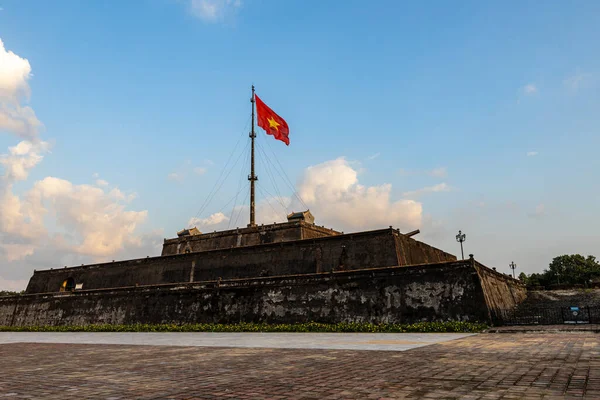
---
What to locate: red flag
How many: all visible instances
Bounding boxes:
[255,94,290,145]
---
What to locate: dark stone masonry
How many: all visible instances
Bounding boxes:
[0,260,524,326]
[25,228,456,294]
[0,219,526,326]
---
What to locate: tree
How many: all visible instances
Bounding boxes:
[519,254,600,288]
[527,273,543,288]
[545,255,600,286]
[518,272,528,284]
[0,290,23,296]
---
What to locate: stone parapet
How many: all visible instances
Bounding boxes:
[2,259,525,326]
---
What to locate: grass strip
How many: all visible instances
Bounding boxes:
[0,321,487,333]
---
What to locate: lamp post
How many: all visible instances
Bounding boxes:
[509,261,517,279]
[456,230,466,260]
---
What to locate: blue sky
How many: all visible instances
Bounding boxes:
[0,0,599,289]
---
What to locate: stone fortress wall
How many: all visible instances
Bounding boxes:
[0,259,525,327]
[0,217,527,327]
[161,221,341,256]
[25,228,456,294]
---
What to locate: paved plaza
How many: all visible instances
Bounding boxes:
[0,332,472,351]
[0,332,599,399]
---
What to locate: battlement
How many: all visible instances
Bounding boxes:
[3,259,526,326]
[25,227,457,294]
[161,220,341,256]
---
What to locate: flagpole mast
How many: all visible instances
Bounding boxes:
[248,85,257,227]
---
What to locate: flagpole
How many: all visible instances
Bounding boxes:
[248,85,257,227]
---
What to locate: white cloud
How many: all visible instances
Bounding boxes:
[297,158,422,231]
[0,142,149,267]
[112,229,163,260]
[0,38,157,289]
[535,203,545,215]
[523,83,537,95]
[0,39,31,101]
[188,0,242,22]
[402,183,451,199]
[194,167,207,176]
[0,141,50,242]
[234,196,292,227]
[0,243,35,262]
[168,172,182,182]
[191,157,425,233]
[25,177,148,257]
[529,203,545,218]
[0,276,28,291]
[188,212,229,230]
[527,151,538,157]
[428,167,447,178]
[0,226,164,291]
[366,152,380,160]
[398,167,447,178]
[1,155,150,260]
[0,104,42,139]
[170,161,209,182]
[0,188,46,241]
[0,39,43,139]
[564,71,592,91]
[0,140,48,181]
[108,187,136,203]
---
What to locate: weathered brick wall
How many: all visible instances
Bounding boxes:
[394,235,457,265]
[2,261,494,326]
[27,257,195,294]
[301,225,341,240]
[26,229,400,294]
[161,222,340,256]
[474,261,527,322]
[518,289,600,309]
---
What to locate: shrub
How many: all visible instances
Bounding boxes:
[0,321,488,333]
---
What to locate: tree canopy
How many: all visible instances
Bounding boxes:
[0,290,23,297]
[519,254,600,288]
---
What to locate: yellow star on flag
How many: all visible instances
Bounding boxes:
[267,117,280,131]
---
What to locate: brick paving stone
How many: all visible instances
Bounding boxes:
[0,333,599,399]
[487,326,600,334]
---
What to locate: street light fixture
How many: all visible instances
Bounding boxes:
[509,261,517,279]
[456,230,466,260]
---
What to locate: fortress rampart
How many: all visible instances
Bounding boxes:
[25,228,456,294]
[1,259,525,326]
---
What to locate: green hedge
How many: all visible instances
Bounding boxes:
[0,321,487,333]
